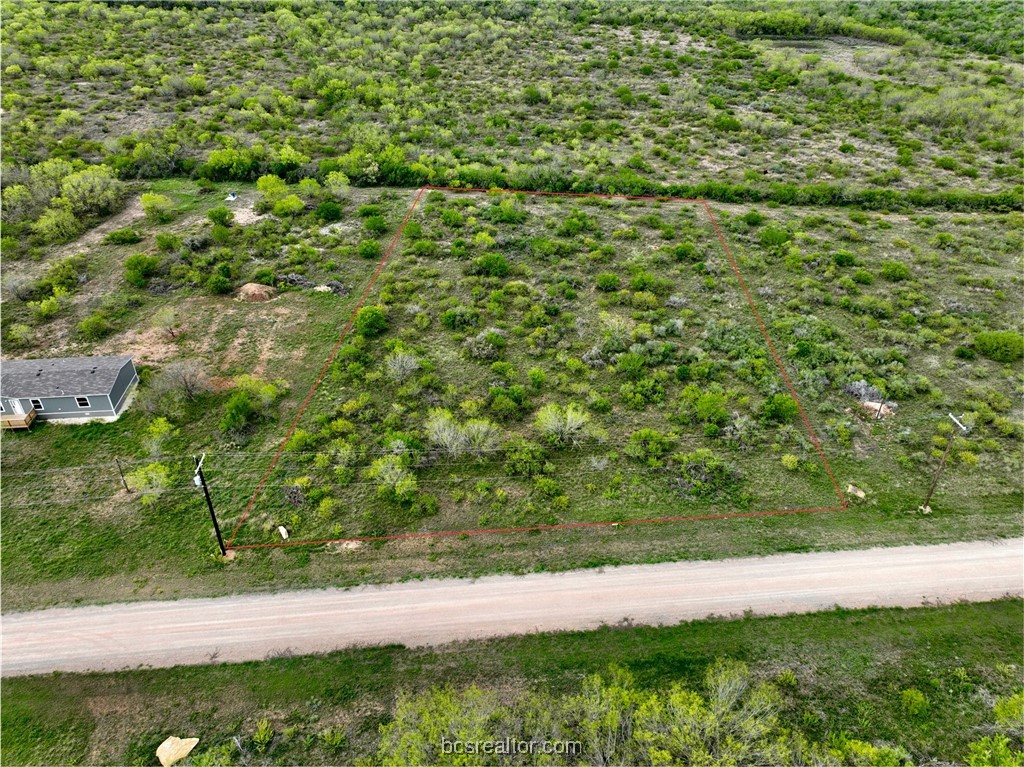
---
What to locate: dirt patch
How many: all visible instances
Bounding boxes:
[95,326,178,365]
[231,198,266,226]
[54,196,145,259]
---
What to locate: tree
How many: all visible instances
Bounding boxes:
[60,165,124,216]
[256,174,288,203]
[32,205,82,243]
[140,193,175,222]
[153,360,211,402]
[125,462,170,506]
[355,306,388,337]
[365,454,417,502]
[142,417,176,457]
[152,307,179,338]
[28,157,74,203]
[324,170,350,198]
[1,184,34,221]
[535,403,590,446]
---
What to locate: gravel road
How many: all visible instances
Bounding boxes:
[3,538,1020,676]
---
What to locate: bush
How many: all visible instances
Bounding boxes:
[156,233,182,252]
[781,453,799,471]
[671,449,738,499]
[207,274,232,294]
[207,206,234,227]
[355,306,388,337]
[975,331,1023,363]
[124,253,161,288]
[220,390,257,434]
[504,437,547,477]
[316,200,342,222]
[473,252,510,277]
[625,429,674,461]
[273,194,305,217]
[673,242,698,261]
[364,215,388,236]
[880,260,910,281]
[441,305,479,330]
[358,240,383,259]
[104,228,143,245]
[140,193,174,222]
[596,273,621,291]
[535,402,590,446]
[833,250,856,267]
[900,689,929,718]
[760,393,800,424]
[77,313,112,340]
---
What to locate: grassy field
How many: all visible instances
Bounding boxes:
[2,599,1020,765]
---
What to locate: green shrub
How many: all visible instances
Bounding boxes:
[316,200,342,222]
[672,449,738,498]
[104,228,143,245]
[220,390,256,434]
[625,429,674,461]
[596,273,621,291]
[358,240,383,259]
[207,206,234,227]
[473,252,510,277]
[900,688,929,718]
[880,260,910,281]
[975,331,1024,363]
[504,437,547,477]
[156,233,181,252]
[833,250,856,267]
[140,193,174,222]
[364,215,387,236]
[355,306,388,337]
[441,305,480,330]
[207,274,232,294]
[673,242,698,261]
[781,453,799,471]
[760,393,800,424]
[124,253,160,288]
[713,114,742,132]
[77,313,112,340]
[273,194,305,217]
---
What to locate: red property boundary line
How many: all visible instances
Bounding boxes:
[226,187,846,550]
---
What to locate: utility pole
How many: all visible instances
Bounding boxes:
[194,454,226,556]
[921,414,970,512]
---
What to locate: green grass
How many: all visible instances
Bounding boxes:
[2,599,1020,765]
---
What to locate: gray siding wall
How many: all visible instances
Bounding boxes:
[109,362,139,414]
[32,394,115,419]
[1,397,33,415]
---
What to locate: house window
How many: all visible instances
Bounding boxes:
[30,399,43,411]
[76,397,90,408]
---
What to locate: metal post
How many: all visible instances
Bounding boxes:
[922,434,955,511]
[115,457,130,492]
[875,399,885,420]
[194,455,226,556]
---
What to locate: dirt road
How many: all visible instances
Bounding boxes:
[3,539,1020,676]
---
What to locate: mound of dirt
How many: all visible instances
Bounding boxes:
[238,283,275,302]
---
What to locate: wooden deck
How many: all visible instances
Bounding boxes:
[1,408,36,430]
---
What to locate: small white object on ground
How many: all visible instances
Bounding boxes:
[156,736,199,767]
[846,484,867,499]
[278,526,289,540]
